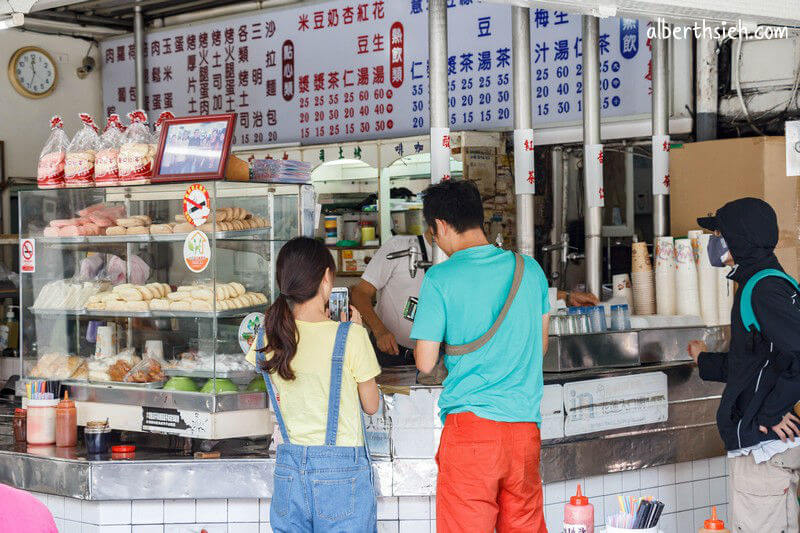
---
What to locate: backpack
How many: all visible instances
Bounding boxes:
[740,269,800,333]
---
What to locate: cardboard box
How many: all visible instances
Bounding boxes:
[670,137,800,277]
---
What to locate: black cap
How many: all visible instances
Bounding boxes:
[697,215,719,231]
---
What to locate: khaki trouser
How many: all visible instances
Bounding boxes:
[728,446,800,533]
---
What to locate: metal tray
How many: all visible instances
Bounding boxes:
[163,368,256,385]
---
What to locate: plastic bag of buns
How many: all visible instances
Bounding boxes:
[65,113,101,188]
[37,116,69,189]
[118,110,154,185]
[95,114,125,186]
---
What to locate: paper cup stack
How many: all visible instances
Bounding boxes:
[631,242,656,315]
[654,236,676,315]
[688,229,704,264]
[695,233,720,325]
[612,273,634,308]
[717,265,734,325]
[674,238,701,317]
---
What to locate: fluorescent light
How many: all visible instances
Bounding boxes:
[0,13,24,30]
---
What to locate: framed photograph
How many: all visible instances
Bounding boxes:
[152,113,236,183]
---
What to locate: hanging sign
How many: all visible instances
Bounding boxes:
[584,144,605,208]
[183,230,211,273]
[20,238,35,273]
[100,2,652,147]
[652,134,670,195]
[183,183,211,226]
[513,128,536,194]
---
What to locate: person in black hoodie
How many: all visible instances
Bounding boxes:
[689,197,800,533]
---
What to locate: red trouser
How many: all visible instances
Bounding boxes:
[436,412,546,533]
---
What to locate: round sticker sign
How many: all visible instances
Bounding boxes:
[183,183,211,227]
[239,312,265,354]
[183,230,211,273]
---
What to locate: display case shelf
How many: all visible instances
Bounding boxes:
[29,304,266,319]
[35,227,274,245]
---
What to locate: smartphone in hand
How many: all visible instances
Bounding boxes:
[329,287,350,322]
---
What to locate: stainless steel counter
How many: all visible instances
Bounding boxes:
[0,358,725,499]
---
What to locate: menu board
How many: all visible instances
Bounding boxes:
[100,1,652,147]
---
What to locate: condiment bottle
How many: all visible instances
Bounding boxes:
[26,398,59,445]
[699,506,729,533]
[563,484,593,533]
[12,408,26,442]
[55,391,78,447]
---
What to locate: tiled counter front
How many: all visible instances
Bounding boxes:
[28,457,728,533]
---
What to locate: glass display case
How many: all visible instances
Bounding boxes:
[18,180,314,439]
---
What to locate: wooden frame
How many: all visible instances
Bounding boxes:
[152,113,237,183]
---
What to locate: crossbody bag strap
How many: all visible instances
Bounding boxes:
[255,328,290,444]
[444,253,525,356]
[324,321,352,446]
[741,269,800,333]
[417,234,429,264]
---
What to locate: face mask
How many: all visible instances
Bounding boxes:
[707,235,731,267]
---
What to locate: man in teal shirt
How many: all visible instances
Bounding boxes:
[412,180,550,532]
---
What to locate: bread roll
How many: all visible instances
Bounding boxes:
[229,282,246,297]
[115,288,143,301]
[243,293,259,306]
[124,300,149,312]
[192,288,214,301]
[116,217,144,228]
[167,291,190,301]
[149,298,170,311]
[173,222,194,233]
[195,300,213,312]
[146,283,164,298]
[106,226,127,235]
[126,226,149,235]
[132,215,152,225]
[137,286,157,300]
[216,209,228,223]
[170,300,193,311]
[160,283,172,295]
[254,292,268,304]
[218,300,231,311]
[150,224,173,235]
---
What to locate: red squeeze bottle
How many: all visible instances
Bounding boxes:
[55,391,78,448]
[699,506,730,533]
[563,484,594,533]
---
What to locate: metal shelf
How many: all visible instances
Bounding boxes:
[34,227,274,245]
[29,304,266,320]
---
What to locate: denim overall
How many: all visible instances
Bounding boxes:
[256,322,378,532]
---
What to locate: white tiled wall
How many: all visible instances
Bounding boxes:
[26,457,728,533]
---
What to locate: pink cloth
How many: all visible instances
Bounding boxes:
[0,484,57,532]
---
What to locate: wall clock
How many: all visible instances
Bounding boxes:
[8,46,57,99]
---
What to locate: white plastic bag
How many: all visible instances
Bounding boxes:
[118,110,154,185]
[65,113,100,188]
[37,116,68,189]
[95,114,125,186]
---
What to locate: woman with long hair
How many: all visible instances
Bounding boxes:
[246,236,380,532]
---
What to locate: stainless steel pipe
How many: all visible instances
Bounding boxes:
[134,2,145,111]
[428,0,448,264]
[652,25,669,238]
[582,16,603,297]
[512,6,535,258]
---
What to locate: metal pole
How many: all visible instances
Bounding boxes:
[652,24,669,238]
[582,15,603,297]
[134,2,145,110]
[696,34,718,141]
[550,146,564,279]
[512,6,535,258]
[428,0,448,264]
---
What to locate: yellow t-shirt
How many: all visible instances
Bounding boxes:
[246,320,381,446]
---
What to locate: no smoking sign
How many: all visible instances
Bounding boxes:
[20,238,35,273]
